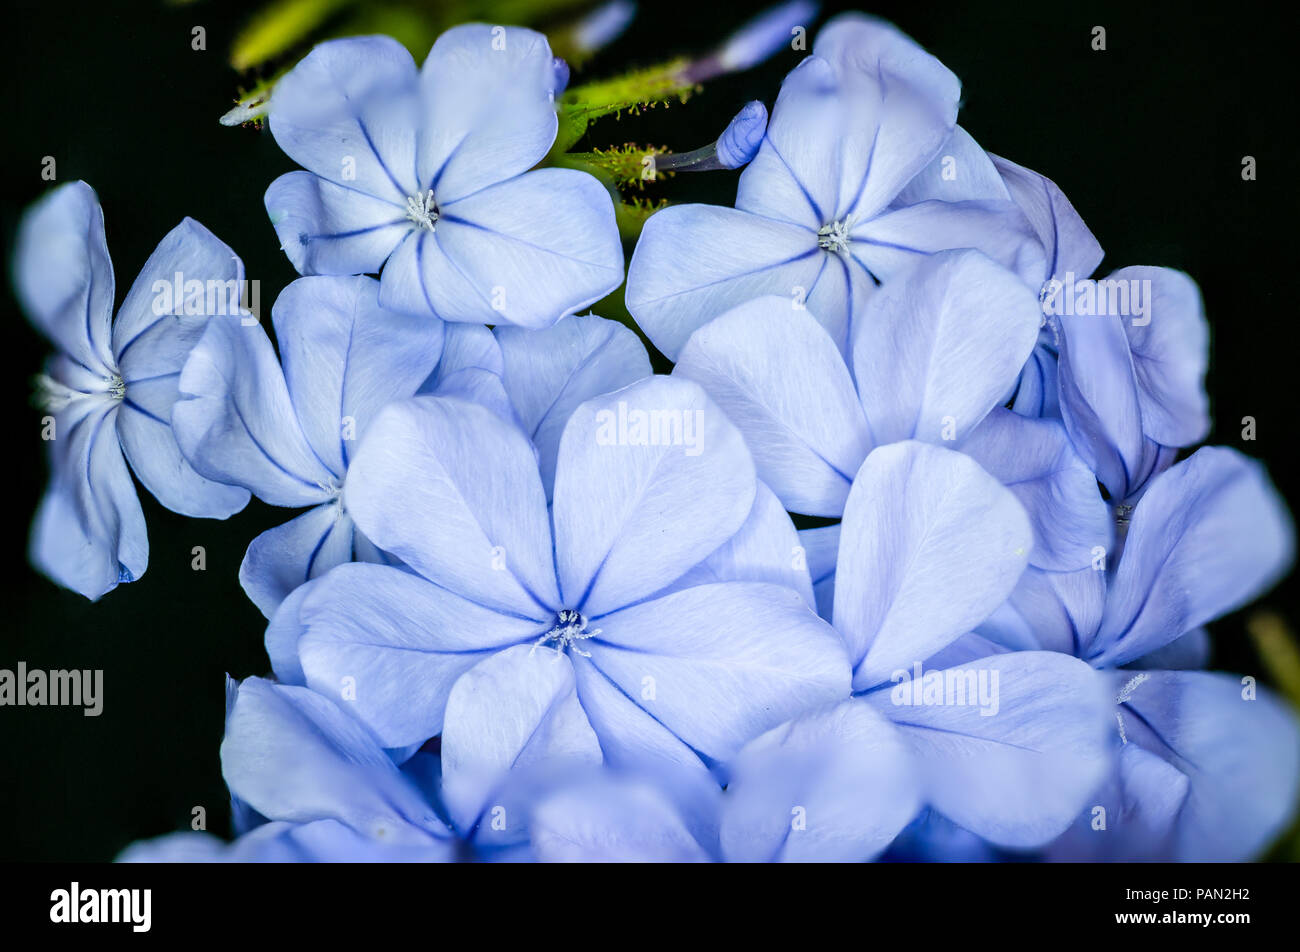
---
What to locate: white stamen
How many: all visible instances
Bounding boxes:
[1113,672,1151,745]
[530,609,602,659]
[404,190,439,231]
[817,217,853,254]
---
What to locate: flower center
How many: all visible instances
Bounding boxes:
[817,217,853,254]
[34,372,124,411]
[404,189,439,231]
[530,609,602,658]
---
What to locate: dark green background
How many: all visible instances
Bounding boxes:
[2,0,1295,860]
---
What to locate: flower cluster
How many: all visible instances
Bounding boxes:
[18,12,1298,863]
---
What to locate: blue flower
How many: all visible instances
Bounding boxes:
[625,15,1043,357]
[13,181,250,599]
[977,446,1299,860]
[264,27,624,328]
[173,274,504,617]
[264,375,850,839]
[672,250,1111,588]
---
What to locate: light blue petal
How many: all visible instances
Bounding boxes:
[852,199,1046,286]
[894,126,1010,204]
[531,773,715,862]
[14,181,115,375]
[835,441,1032,690]
[295,562,537,747]
[720,699,921,862]
[496,314,651,497]
[221,677,448,844]
[113,218,246,382]
[1119,266,1209,447]
[1091,447,1294,667]
[799,523,840,621]
[1056,310,1159,502]
[671,482,817,611]
[416,25,561,202]
[851,250,1041,448]
[625,203,821,360]
[31,401,146,599]
[960,407,1111,571]
[976,565,1106,656]
[424,322,503,388]
[239,502,355,618]
[174,315,336,507]
[440,646,603,838]
[272,275,443,476]
[675,298,870,516]
[586,582,851,762]
[343,395,560,615]
[552,376,756,616]
[990,153,1103,284]
[267,35,420,202]
[265,171,409,276]
[864,651,1113,848]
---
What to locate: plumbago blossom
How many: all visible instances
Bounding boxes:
[625,14,1043,357]
[15,181,249,599]
[260,375,852,845]
[172,274,509,617]
[16,5,1292,865]
[264,25,623,328]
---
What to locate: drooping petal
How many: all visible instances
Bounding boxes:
[990,153,1103,284]
[343,395,559,615]
[674,298,871,516]
[586,582,851,762]
[1119,266,1209,447]
[720,699,921,862]
[1055,310,1157,502]
[14,181,115,376]
[851,250,1041,449]
[265,171,410,276]
[386,168,621,328]
[267,35,420,203]
[174,315,336,507]
[496,314,651,496]
[31,400,146,599]
[295,562,538,748]
[416,24,561,202]
[272,275,444,477]
[625,203,821,360]
[835,441,1032,690]
[552,376,756,615]
[239,502,355,618]
[221,677,447,844]
[863,651,1113,849]
[960,408,1111,571]
[1091,447,1294,667]
[440,646,603,838]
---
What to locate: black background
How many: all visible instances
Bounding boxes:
[1,0,1295,861]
